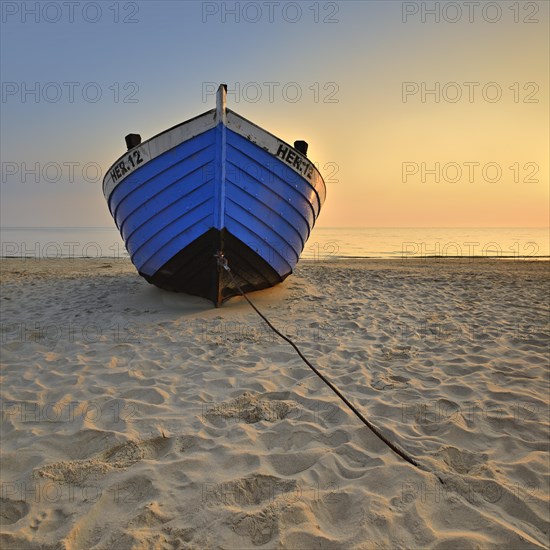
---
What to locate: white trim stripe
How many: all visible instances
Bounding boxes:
[103,110,217,202]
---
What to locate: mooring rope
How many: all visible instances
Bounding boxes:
[215,252,441,479]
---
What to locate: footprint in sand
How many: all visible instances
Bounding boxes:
[162,526,196,545]
[207,474,298,507]
[217,474,299,546]
[435,446,488,475]
[381,346,415,361]
[35,436,173,485]
[312,491,366,532]
[231,506,279,546]
[127,501,171,529]
[29,509,70,533]
[0,498,29,525]
[204,392,295,424]
[372,373,410,391]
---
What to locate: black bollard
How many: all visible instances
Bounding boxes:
[125,133,142,150]
[294,140,308,156]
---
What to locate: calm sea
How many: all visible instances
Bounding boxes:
[0,227,548,260]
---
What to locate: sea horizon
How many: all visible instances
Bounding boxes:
[1,226,548,260]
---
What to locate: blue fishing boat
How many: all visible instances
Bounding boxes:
[103,84,326,306]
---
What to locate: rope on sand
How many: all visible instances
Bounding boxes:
[215,252,442,480]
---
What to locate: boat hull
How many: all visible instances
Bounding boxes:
[103,86,325,305]
[140,227,285,305]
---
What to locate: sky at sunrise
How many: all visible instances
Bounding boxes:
[1,0,548,228]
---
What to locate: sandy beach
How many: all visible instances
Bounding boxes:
[0,257,548,549]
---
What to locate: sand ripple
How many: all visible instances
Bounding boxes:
[1,258,548,548]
